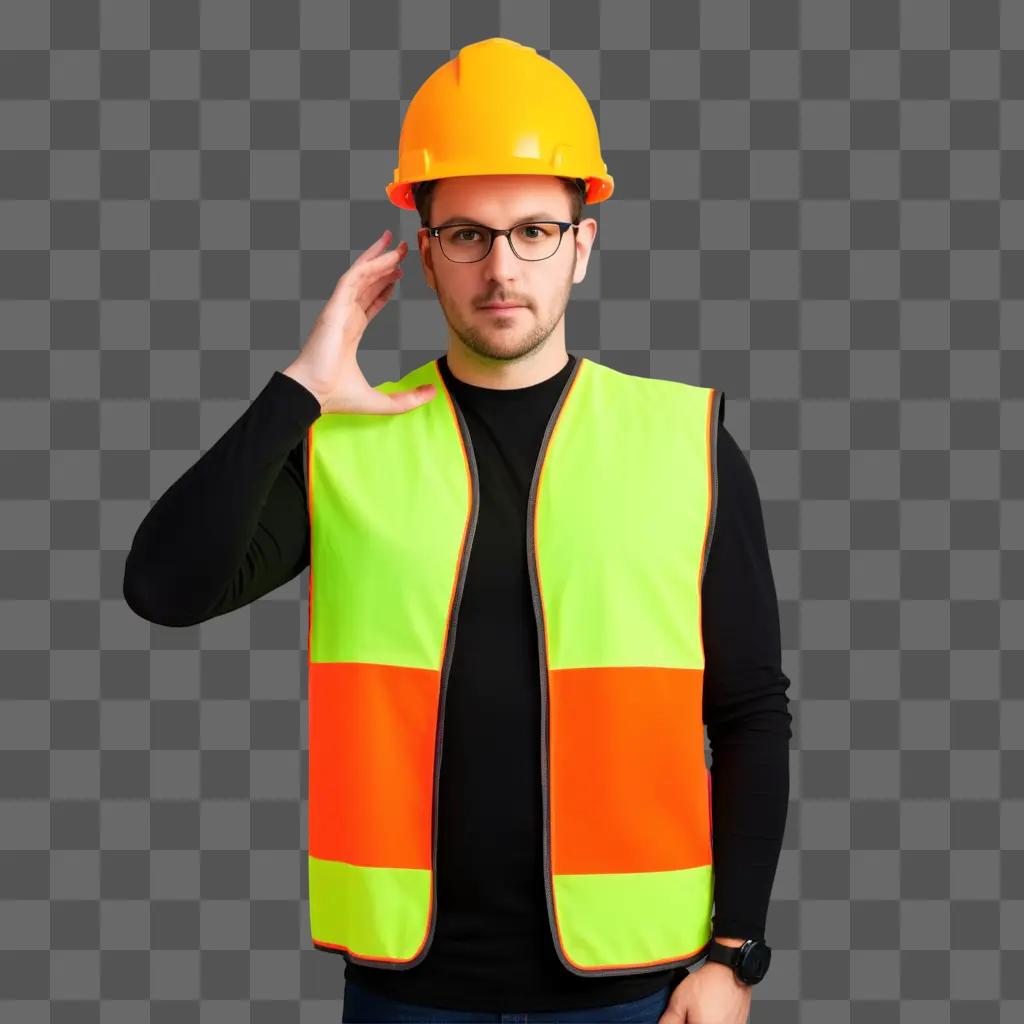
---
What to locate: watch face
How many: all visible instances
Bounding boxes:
[738,941,771,983]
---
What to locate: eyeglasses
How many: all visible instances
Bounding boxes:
[426,221,579,263]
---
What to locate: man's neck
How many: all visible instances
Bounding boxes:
[444,345,571,390]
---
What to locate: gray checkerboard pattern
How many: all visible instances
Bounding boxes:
[1,0,1021,1021]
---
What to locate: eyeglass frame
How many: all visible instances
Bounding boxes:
[424,220,580,263]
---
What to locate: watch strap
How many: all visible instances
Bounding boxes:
[704,938,772,984]
[705,939,741,969]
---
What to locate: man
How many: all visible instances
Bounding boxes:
[124,37,791,1024]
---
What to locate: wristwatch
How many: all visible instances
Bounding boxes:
[703,938,772,985]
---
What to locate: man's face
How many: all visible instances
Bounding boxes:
[417,175,597,364]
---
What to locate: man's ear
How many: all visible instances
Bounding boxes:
[572,217,598,285]
[417,227,437,291]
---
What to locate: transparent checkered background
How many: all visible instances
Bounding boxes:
[2,1,1022,1021]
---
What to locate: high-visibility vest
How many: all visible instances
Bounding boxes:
[304,354,724,977]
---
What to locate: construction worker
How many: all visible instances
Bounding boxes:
[124,37,791,1024]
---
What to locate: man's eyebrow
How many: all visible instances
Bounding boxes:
[433,212,564,228]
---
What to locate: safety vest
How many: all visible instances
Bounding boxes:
[304,354,724,977]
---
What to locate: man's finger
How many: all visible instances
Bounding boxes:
[325,245,407,310]
[352,228,392,266]
[344,242,408,286]
[658,984,689,1024]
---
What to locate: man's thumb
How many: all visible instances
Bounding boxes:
[389,383,437,412]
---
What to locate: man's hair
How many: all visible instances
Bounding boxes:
[412,176,587,228]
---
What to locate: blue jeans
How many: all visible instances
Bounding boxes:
[341,977,675,1023]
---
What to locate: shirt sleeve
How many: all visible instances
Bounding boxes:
[701,417,793,943]
[122,371,321,627]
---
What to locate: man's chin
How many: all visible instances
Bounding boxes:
[458,334,541,362]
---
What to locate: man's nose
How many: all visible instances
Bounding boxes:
[484,232,520,269]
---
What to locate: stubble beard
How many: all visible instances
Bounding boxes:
[437,257,576,365]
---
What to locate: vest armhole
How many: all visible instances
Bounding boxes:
[302,430,310,499]
[702,388,725,588]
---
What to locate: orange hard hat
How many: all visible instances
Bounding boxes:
[386,37,614,211]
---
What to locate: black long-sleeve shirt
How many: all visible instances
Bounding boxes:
[122,354,792,1013]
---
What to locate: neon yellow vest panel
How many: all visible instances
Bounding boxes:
[305,354,724,977]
